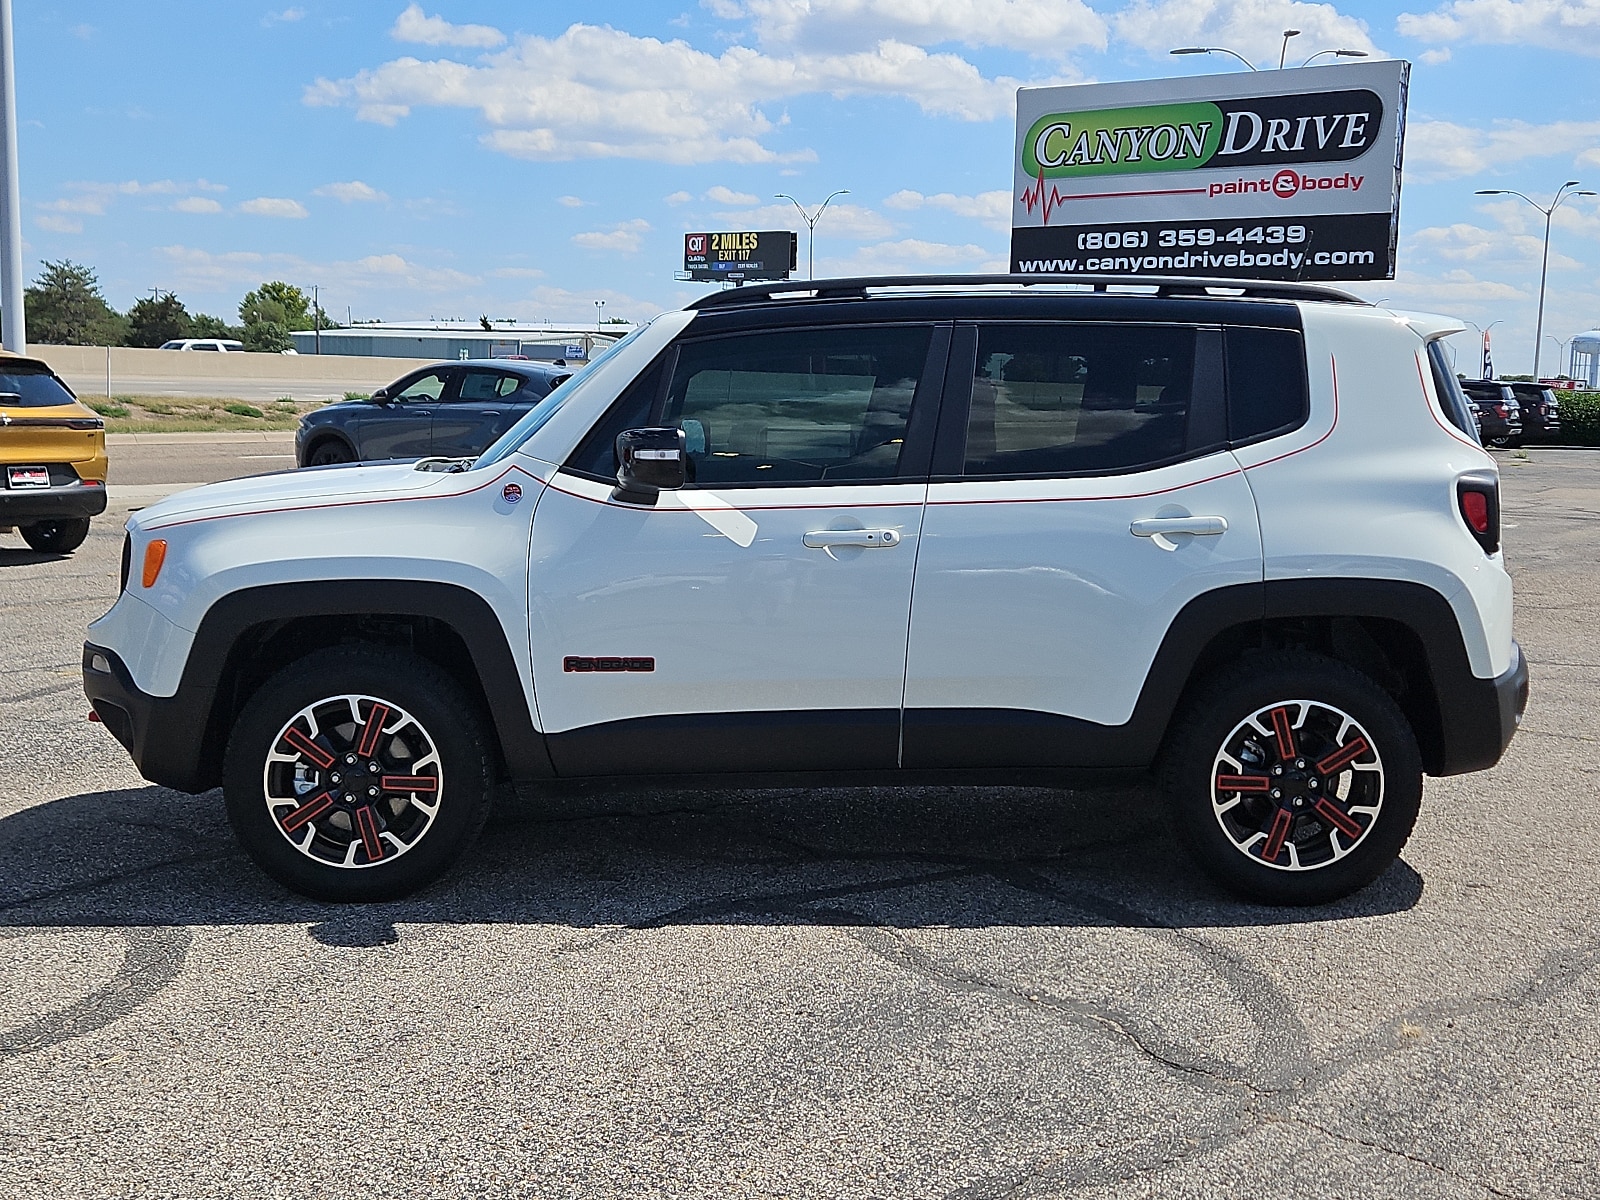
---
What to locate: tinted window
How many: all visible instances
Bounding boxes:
[1225,327,1308,443]
[564,358,668,481]
[193,342,219,351]
[963,324,1192,477]
[0,369,77,407]
[1427,341,1480,441]
[391,370,450,403]
[663,326,931,486]
[456,370,521,402]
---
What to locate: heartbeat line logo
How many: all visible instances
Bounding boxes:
[1020,166,1069,226]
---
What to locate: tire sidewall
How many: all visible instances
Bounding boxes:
[21,517,90,554]
[224,648,492,902]
[1165,656,1423,906]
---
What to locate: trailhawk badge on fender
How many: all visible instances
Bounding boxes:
[502,482,522,504]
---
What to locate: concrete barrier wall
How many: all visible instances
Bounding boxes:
[24,344,428,402]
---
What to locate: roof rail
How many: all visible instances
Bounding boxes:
[686,273,1367,310]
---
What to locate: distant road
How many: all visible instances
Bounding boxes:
[105,430,298,505]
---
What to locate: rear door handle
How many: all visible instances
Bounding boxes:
[1129,516,1228,537]
[803,529,901,549]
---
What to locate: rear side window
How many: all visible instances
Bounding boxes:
[1427,340,1480,441]
[1225,327,1308,444]
[962,324,1193,478]
[0,369,77,407]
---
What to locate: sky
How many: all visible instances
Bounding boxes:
[16,0,1600,373]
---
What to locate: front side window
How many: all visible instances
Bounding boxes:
[662,325,932,486]
[391,370,450,404]
[963,324,1194,478]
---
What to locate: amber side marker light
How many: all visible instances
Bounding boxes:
[142,539,168,588]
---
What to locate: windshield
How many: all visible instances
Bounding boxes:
[474,321,656,469]
[0,368,77,407]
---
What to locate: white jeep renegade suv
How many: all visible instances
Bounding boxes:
[84,275,1527,905]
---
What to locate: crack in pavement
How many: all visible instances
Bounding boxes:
[1281,1114,1531,1200]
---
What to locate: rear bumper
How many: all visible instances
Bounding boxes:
[1,479,107,521]
[1436,640,1528,775]
[83,642,215,793]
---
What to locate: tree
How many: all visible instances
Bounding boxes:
[124,292,192,347]
[23,259,126,345]
[190,313,242,340]
[238,281,327,332]
[243,320,292,353]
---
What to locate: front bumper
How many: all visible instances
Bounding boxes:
[1,478,108,521]
[83,642,217,793]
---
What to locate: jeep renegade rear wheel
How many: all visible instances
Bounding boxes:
[1161,651,1423,906]
[223,646,494,901]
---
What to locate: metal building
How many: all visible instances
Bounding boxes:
[1572,331,1600,388]
[288,321,626,362]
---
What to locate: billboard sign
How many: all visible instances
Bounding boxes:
[1011,60,1409,281]
[683,230,798,282]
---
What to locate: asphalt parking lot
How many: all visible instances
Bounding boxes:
[1,443,1596,1199]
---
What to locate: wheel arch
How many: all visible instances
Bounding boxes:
[182,580,552,791]
[301,429,358,465]
[1139,579,1490,777]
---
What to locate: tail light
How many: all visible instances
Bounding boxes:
[1457,472,1500,554]
[1492,402,1509,419]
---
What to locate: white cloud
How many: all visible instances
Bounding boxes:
[1419,47,1453,63]
[718,0,1107,55]
[491,266,546,279]
[664,191,695,205]
[556,195,590,208]
[822,237,1003,275]
[36,214,82,234]
[1398,1,1600,55]
[39,179,227,219]
[572,218,652,253]
[306,23,1026,165]
[883,188,1011,230]
[314,180,388,203]
[238,197,310,218]
[705,185,760,205]
[1407,117,1600,181]
[155,244,479,301]
[173,197,223,214]
[391,3,506,49]
[720,201,897,240]
[1117,0,1379,65]
[263,7,306,25]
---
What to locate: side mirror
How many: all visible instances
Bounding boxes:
[614,427,686,504]
[369,388,390,403]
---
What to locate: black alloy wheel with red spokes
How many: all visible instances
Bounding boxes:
[1162,651,1423,906]
[224,646,494,902]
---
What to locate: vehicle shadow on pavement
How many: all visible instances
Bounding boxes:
[0,782,1423,937]
[0,546,70,566]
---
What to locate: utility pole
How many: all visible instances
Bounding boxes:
[312,284,320,354]
[0,0,25,352]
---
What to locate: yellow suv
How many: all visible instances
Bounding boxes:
[0,351,107,553]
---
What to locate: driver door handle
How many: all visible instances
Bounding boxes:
[803,529,901,549]
[1129,516,1228,537]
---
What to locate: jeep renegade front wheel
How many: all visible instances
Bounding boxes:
[1162,652,1423,906]
[223,646,494,902]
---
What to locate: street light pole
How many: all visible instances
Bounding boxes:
[775,190,849,280]
[594,298,605,332]
[312,284,320,354]
[1279,29,1301,69]
[1475,181,1596,379]
[0,0,24,352]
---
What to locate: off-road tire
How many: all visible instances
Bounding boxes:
[223,645,494,902]
[1160,650,1423,906]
